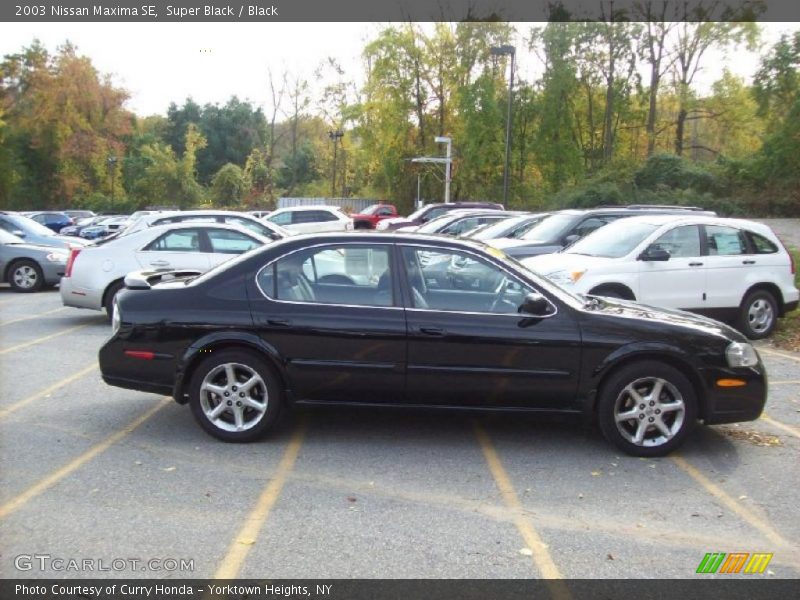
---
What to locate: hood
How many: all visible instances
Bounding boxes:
[584,296,747,342]
[522,252,612,276]
[488,237,534,249]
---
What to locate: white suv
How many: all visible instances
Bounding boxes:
[522,215,799,339]
[264,206,353,234]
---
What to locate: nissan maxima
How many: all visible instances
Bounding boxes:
[99,233,767,456]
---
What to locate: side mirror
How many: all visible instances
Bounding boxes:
[519,292,553,316]
[638,245,670,262]
[563,234,580,246]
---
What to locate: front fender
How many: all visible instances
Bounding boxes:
[172,331,289,403]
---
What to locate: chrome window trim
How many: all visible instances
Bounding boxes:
[254,241,402,310]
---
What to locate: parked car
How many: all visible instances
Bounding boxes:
[264,206,353,234]
[351,203,398,229]
[489,205,716,260]
[377,201,504,231]
[61,222,273,317]
[27,211,73,233]
[79,215,129,240]
[522,215,799,340]
[0,229,69,292]
[466,212,550,242]
[60,215,108,237]
[99,232,767,457]
[398,210,523,237]
[119,210,289,242]
[0,212,88,250]
[63,209,96,221]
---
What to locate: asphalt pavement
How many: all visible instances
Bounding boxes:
[0,288,798,580]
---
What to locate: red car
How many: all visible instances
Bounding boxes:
[351,203,398,229]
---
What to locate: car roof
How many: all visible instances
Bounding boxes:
[272,205,343,212]
[597,214,777,235]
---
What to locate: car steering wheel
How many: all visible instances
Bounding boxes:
[489,277,510,313]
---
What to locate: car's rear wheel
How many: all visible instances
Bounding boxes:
[103,280,124,319]
[188,349,282,442]
[598,361,697,457]
[737,289,777,340]
[9,260,44,293]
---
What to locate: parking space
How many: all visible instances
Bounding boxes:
[1,288,798,579]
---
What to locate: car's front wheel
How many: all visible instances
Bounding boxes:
[598,361,697,457]
[188,349,282,442]
[9,259,44,292]
[737,289,777,340]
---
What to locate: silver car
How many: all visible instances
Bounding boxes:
[0,229,69,292]
[60,222,273,316]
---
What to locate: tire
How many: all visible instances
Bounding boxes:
[188,349,282,442]
[736,289,778,340]
[103,280,125,319]
[8,259,45,293]
[597,360,697,457]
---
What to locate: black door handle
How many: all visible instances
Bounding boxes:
[689,262,703,267]
[419,326,445,336]
[263,318,291,327]
[743,260,756,265]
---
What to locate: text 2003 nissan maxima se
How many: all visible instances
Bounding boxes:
[99,233,767,456]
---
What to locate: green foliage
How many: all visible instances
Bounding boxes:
[210,163,247,207]
[634,153,716,193]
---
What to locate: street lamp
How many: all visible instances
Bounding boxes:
[107,155,118,213]
[490,44,515,206]
[327,130,344,198]
[434,136,452,204]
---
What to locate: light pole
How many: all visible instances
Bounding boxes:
[327,130,344,197]
[434,136,451,203]
[107,155,117,213]
[490,44,515,206]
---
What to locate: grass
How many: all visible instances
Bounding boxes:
[771,247,800,353]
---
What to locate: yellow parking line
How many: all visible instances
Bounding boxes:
[671,455,792,549]
[213,417,308,579]
[759,347,800,363]
[0,323,90,355]
[761,414,800,439]
[0,397,169,520]
[474,421,570,598]
[0,306,66,327]
[0,362,98,420]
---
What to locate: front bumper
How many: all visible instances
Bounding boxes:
[59,277,104,310]
[699,364,768,425]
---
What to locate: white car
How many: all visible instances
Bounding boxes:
[118,209,290,241]
[522,215,799,339]
[264,205,353,234]
[61,222,272,316]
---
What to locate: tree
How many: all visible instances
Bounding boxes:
[210,163,246,207]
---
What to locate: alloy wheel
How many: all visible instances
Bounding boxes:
[613,377,685,448]
[199,362,268,432]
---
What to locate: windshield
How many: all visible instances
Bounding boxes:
[0,229,25,244]
[470,215,537,240]
[519,214,576,242]
[6,214,56,236]
[360,204,382,215]
[565,221,660,258]
[415,213,460,233]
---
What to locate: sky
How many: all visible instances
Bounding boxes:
[0,21,796,118]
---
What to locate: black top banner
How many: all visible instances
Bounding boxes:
[0,0,798,23]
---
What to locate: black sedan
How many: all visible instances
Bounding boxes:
[99,233,767,456]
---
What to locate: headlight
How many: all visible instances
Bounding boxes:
[111,300,121,336]
[46,252,67,263]
[725,342,759,368]
[546,269,586,286]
